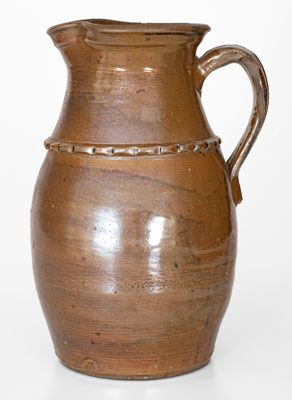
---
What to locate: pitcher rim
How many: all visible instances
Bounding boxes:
[47,19,211,36]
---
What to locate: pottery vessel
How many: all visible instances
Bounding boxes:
[31,19,269,379]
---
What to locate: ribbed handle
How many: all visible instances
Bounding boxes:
[194,45,269,205]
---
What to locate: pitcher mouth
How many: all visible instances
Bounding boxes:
[47,19,210,36]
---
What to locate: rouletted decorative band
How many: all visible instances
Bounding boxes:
[44,137,221,157]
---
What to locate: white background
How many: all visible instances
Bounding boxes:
[1,0,292,399]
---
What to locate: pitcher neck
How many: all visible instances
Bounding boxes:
[48,20,213,145]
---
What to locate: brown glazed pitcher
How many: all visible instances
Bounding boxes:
[31,19,269,379]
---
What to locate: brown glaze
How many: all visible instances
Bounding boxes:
[31,19,269,379]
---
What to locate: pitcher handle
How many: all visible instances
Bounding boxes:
[194,45,269,205]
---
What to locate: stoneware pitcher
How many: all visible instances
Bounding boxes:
[31,19,269,379]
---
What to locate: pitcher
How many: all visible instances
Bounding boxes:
[31,19,269,379]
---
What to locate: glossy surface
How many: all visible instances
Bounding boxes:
[31,19,269,379]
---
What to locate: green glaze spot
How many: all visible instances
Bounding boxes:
[174,262,179,269]
[192,26,203,33]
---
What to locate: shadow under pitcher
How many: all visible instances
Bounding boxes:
[31,19,269,379]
